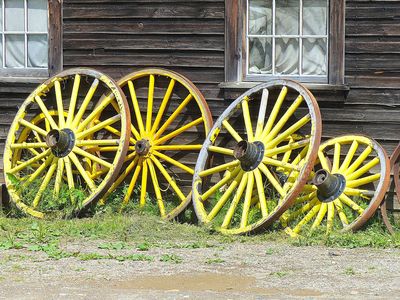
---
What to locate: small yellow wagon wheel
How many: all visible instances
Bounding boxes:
[192,80,322,235]
[282,135,390,236]
[3,68,130,218]
[101,68,213,220]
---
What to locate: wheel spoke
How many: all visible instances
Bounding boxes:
[294,191,316,205]
[146,74,155,132]
[153,144,203,151]
[241,172,254,228]
[77,94,114,132]
[293,203,321,234]
[53,159,65,199]
[254,168,268,217]
[201,167,241,202]
[73,146,112,169]
[241,97,254,142]
[326,202,335,233]
[258,163,286,197]
[346,158,379,181]
[339,194,364,215]
[260,86,288,138]
[32,158,58,208]
[9,149,51,174]
[11,142,47,149]
[77,115,121,139]
[66,74,81,126]
[151,79,175,135]
[264,138,309,157]
[121,158,143,206]
[76,139,120,147]
[69,152,97,192]
[140,159,148,206]
[287,197,318,222]
[54,81,65,128]
[148,159,166,217]
[34,96,58,130]
[222,120,243,142]
[25,154,54,184]
[344,187,374,198]
[154,94,193,140]
[64,156,75,203]
[262,157,300,172]
[332,142,341,173]
[155,117,203,146]
[317,151,330,171]
[153,150,194,175]
[347,173,380,188]
[339,140,358,172]
[199,160,240,177]
[208,146,234,156]
[333,199,349,226]
[311,202,327,229]
[254,89,269,139]
[72,79,99,128]
[127,80,145,135]
[345,146,372,176]
[221,173,248,229]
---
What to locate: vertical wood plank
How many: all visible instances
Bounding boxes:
[329,0,345,85]
[225,0,240,82]
[48,0,63,76]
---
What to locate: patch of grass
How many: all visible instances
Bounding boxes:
[344,267,356,276]
[160,254,183,264]
[205,257,225,264]
[270,271,288,278]
[98,241,127,251]
[265,248,275,255]
[114,254,154,262]
[78,252,108,261]
[136,242,151,251]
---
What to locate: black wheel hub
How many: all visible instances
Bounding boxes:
[312,169,346,203]
[45,128,75,157]
[234,140,265,171]
[135,139,151,156]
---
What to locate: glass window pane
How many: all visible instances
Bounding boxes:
[5,0,24,31]
[302,38,327,75]
[249,0,272,35]
[276,0,299,35]
[28,34,47,67]
[5,34,24,67]
[28,0,48,32]
[275,38,299,75]
[0,37,3,67]
[248,37,272,74]
[303,0,327,35]
[0,2,3,31]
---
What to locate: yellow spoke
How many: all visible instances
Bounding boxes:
[293,203,321,234]
[201,167,241,201]
[147,159,166,217]
[262,157,300,172]
[151,79,175,135]
[344,187,374,198]
[76,139,120,147]
[241,97,254,142]
[69,152,97,192]
[53,159,65,199]
[254,89,269,139]
[265,114,311,149]
[131,124,141,141]
[19,118,47,137]
[153,144,203,151]
[332,143,341,173]
[151,156,186,201]
[221,173,249,229]
[64,156,75,202]
[339,140,359,173]
[339,194,364,215]
[326,202,335,233]
[207,171,244,221]
[34,96,58,130]
[25,154,54,185]
[153,150,194,175]
[311,202,327,229]
[122,159,143,206]
[32,158,59,208]
[127,80,145,135]
[146,74,155,132]
[208,146,234,156]
[346,157,379,181]
[199,160,240,177]
[258,163,286,197]
[347,173,381,188]
[73,146,112,169]
[254,168,268,217]
[72,79,99,128]
[287,197,318,222]
[140,158,148,206]
[155,117,203,146]
[241,172,255,228]
[264,138,309,157]
[345,146,372,176]
[154,94,193,140]
[294,191,317,205]
[54,80,65,128]
[77,94,114,132]
[263,94,303,143]
[260,86,288,138]
[77,115,121,139]
[11,142,48,149]
[125,151,137,162]
[222,119,242,142]
[333,199,349,226]
[317,152,330,171]
[66,74,81,126]
[9,149,51,174]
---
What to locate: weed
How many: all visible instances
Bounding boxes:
[205,257,225,264]
[265,248,275,255]
[160,254,183,264]
[270,271,288,278]
[114,254,154,262]
[344,267,356,276]
[98,241,127,251]
[136,242,150,251]
[78,253,108,261]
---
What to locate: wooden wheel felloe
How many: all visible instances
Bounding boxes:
[3,68,130,218]
[192,80,322,235]
[282,135,390,236]
[101,68,213,220]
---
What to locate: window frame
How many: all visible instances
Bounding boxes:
[224,0,345,85]
[0,0,62,79]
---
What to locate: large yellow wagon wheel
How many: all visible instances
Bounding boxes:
[3,68,130,218]
[101,68,213,220]
[282,135,390,236]
[192,80,322,235]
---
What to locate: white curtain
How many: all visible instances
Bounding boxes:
[248,0,327,76]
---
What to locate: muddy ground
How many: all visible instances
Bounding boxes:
[0,240,399,299]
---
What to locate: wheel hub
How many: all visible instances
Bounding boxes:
[312,169,346,203]
[45,128,75,157]
[135,139,151,156]
[234,140,265,171]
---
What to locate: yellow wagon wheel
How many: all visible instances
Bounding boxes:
[192,80,322,235]
[282,135,390,236]
[3,68,130,218]
[101,68,213,220]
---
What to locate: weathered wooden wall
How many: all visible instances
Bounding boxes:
[1,0,400,208]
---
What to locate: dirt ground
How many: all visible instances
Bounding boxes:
[1,240,399,299]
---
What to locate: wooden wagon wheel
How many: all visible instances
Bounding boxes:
[192,80,322,235]
[282,135,390,236]
[3,68,130,218]
[100,68,213,220]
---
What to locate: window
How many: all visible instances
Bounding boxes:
[225,0,344,85]
[0,0,61,78]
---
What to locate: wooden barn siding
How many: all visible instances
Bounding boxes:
[0,0,400,209]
